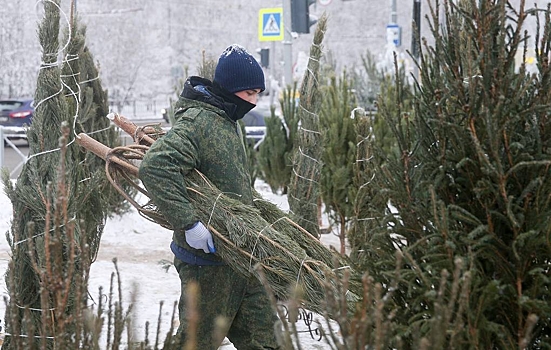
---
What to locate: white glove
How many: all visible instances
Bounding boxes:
[185,221,215,253]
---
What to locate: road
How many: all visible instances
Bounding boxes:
[1,140,29,179]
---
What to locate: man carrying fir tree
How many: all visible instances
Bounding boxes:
[139,44,280,349]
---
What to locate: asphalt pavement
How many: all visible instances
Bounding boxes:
[0,140,29,179]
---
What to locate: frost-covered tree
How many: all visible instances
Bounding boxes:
[0,0,39,97]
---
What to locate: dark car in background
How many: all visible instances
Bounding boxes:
[242,109,266,149]
[243,103,277,149]
[0,99,34,140]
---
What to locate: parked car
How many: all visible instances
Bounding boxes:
[0,99,34,140]
[242,109,266,149]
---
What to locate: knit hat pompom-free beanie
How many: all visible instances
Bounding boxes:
[214,44,265,93]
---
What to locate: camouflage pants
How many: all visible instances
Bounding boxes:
[173,258,281,350]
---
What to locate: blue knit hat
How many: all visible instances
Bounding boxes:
[214,45,265,93]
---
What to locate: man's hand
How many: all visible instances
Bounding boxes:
[185,221,216,253]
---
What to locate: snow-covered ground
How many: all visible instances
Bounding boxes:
[0,177,342,349]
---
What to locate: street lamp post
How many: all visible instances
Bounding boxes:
[412,0,421,60]
[283,0,293,87]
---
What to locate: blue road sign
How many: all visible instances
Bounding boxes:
[259,8,283,42]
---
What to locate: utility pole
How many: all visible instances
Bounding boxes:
[411,0,421,60]
[270,41,276,106]
[386,0,401,48]
[385,0,401,69]
[283,0,293,87]
[411,0,421,79]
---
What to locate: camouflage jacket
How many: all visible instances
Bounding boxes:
[138,76,254,260]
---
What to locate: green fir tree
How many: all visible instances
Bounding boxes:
[349,1,551,348]
[288,14,328,238]
[258,108,290,193]
[319,72,357,254]
[258,85,299,194]
[2,2,127,347]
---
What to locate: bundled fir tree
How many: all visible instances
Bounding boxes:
[288,14,328,238]
[61,10,131,252]
[2,1,127,347]
[349,1,551,348]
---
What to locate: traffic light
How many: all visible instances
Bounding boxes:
[291,0,317,34]
[258,48,270,68]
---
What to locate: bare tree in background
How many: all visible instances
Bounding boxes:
[0,0,40,97]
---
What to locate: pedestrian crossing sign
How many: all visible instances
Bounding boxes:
[259,8,283,42]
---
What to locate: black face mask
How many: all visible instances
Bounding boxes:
[211,82,256,122]
[181,77,256,122]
